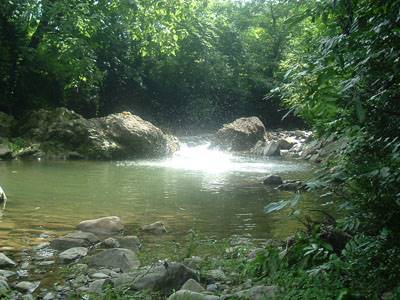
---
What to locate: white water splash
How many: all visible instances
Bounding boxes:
[133,140,306,174]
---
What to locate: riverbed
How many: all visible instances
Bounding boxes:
[0,140,317,251]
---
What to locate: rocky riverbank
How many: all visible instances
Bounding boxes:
[0,216,281,300]
[0,110,344,163]
[0,109,179,160]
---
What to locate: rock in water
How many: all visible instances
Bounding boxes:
[18,108,179,160]
[132,262,198,295]
[0,253,15,267]
[89,248,140,272]
[59,247,88,263]
[263,175,283,186]
[214,117,266,152]
[0,143,13,160]
[50,231,100,251]
[77,216,124,236]
[141,221,167,235]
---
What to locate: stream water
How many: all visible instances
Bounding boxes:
[0,136,318,251]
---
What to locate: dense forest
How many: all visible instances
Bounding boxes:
[1,0,400,298]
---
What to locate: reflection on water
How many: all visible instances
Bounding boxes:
[0,140,317,250]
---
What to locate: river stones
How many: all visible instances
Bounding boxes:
[131,262,198,294]
[77,216,124,236]
[141,221,167,235]
[59,247,88,263]
[15,281,40,293]
[51,231,100,251]
[214,117,266,152]
[0,269,16,278]
[0,253,16,267]
[116,236,141,252]
[89,248,140,272]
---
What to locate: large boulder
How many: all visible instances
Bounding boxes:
[77,216,124,236]
[214,117,266,152]
[89,248,140,272]
[18,108,179,160]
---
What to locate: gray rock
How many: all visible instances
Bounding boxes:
[87,279,113,294]
[89,248,140,272]
[65,231,100,244]
[112,273,136,289]
[276,181,305,192]
[0,143,13,160]
[0,279,9,291]
[59,247,88,263]
[263,175,283,186]
[141,221,167,235]
[0,269,16,278]
[0,253,16,267]
[132,262,198,295]
[181,279,205,293]
[43,292,55,300]
[234,285,279,300]
[77,216,124,236]
[204,269,227,282]
[214,117,266,152]
[50,237,89,251]
[206,284,218,292]
[103,237,120,248]
[15,281,40,293]
[168,290,220,300]
[18,108,179,160]
[263,141,281,156]
[116,236,141,252]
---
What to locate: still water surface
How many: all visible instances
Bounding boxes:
[0,139,318,250]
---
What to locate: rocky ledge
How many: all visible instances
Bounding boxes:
[0,217,280,299]
[0,108,179,161]
[212,116,346,163]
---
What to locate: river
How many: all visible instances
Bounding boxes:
[0,137,317,251]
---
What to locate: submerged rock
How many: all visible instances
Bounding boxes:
[141,221,167,235]
[214,117,266,152]
[77,216,124,236]
[0,253,16,267]
[263,175,283,186]
[89,248,140,272]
